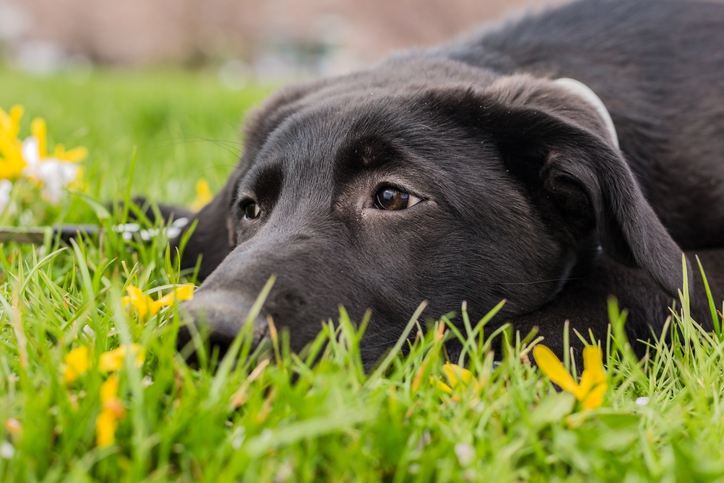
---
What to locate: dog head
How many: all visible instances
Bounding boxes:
[177,57,683,363]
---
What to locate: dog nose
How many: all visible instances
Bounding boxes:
[176,290,269,364]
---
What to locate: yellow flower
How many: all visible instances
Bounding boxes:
[52,143,88,163]
[0,105,26,180]
[0,107,88,185]
[533,344,607,410]
[100,373,120,403]
[121,284,195,318]
[0,139,24,180]
[30,118,47,159]
[96,374,125,448]
[22,117,87,203]
[190,178,213,212]
[435,363,481,402]
[0,105,23,140]
[157,283,195,305]
[63,346,91,383]
[95,410,117,448]
[98,344,145,372]
[64,343,147,384]
[120,286,153,318]
[28,117,86,163]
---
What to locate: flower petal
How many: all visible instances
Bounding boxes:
[99,344,145,372]
[8,106,23,139]
[0,107,10,133]
[30,158,80,203]
[0,105,23,139]
[577,345,607,405]
[21,137,40,166]
[435,379,453,394]
[0,180,12,213]
[533,345,579,394]
[174,283,195,301]
[0,148,25,180]
[581,381,608,409]
[63,346,91,383]
[156,284,195,308]
[99,348,124,372]
[95,408,119,448]
[100,373,120,402]
[190,178,213,212]
[582,345,606,384]
[434,379,460,402]
[103,398,126,418]
[123,285,152,318]
[442,363,474,390]
[56,146,87,163]
[98,374,127,439]
[30,118,47,159]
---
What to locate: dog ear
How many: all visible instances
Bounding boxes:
[175,80,328,279]
[439,75,684,296]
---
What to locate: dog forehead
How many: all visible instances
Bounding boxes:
[239,63,510,197]
[248,55,506,166]
[248,94,411,173]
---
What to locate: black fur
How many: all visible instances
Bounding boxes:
[500,250,724,360]
[170,0,724,363]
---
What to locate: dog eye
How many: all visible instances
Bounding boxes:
[374,186,421,211]
[240,199,261,219]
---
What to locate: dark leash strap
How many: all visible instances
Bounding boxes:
[0,218,189,245]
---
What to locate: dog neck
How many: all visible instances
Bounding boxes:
[554,78,619,149]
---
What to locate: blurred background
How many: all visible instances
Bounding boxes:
[0,0,568,215]
[1,0,563,80]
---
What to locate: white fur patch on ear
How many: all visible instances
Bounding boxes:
[554,77,619,149]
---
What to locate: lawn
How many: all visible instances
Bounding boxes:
[2,66,724,482]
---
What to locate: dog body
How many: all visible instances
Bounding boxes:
[174,0,724,362]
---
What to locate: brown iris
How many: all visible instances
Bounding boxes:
[375,187,410,211]
[241,200,261,219]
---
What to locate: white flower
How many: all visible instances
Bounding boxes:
[0,441,14,459]
[454,442,476,467]
[21,136,80,204]
[20,135,39,165]
[635,397,650,406]
[0,179,12,213]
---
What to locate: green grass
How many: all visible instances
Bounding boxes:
[3,67,724,482]
[0,66,272,210]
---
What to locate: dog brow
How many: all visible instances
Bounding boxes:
[335,134,401,174]
[232,164,284,207]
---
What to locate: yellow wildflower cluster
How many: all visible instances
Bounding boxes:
[64,343,145,383]
[424,341,606,414]
[62,285,192,447]
[0,104,87,207]
[63,343,145,447]
[121,283,195,319]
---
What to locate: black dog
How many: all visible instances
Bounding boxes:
[163,0,724,363]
